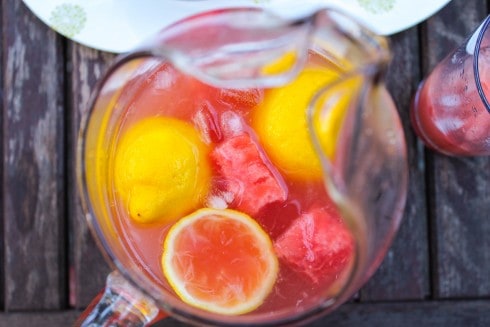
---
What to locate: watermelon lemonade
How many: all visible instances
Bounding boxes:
[411,16,490,156]
[106,51,356,318]
[76,7,411,327]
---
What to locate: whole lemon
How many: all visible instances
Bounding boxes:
[253,68,339,181]
[113,117,211,224]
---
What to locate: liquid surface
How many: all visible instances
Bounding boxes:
[108,53,356,317]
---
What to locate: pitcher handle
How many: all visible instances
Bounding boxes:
[74,271,164,327]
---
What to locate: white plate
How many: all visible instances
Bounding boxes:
[23,0,452,53]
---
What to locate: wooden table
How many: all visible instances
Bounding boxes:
[1,0,489,326]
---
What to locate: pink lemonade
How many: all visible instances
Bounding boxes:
[107,51,355,316]
[411,46,490,156]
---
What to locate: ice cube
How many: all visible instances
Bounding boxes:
[192,101,221,144]
[154,68,176,90]
[220,111,246,138]
[206,190,235,210]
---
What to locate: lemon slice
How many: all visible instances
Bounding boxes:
[162,208,278,315]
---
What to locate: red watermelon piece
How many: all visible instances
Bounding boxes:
[274,206,354,284]
[210,132,288,216]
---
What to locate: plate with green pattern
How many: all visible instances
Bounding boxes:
[22,0,452,53]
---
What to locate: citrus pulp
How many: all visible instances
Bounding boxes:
[162,208,278,315]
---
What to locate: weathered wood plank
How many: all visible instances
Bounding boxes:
[2,0,66,309]
[0,0,4,312]
[306,300,490,327]
[422,0,490,298]
[0,311,78,327]
[68,42,115,308]
[430,157,490,297]
[0,1,5,309]
[2,300,490,327]
[360,26,430,300]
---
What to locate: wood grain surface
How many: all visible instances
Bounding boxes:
[1,300,490,327]
[0,0,4,312]
[422,0,490,299]
[2,0,66,310]
[360,26,430,301]
[67,43,114,309]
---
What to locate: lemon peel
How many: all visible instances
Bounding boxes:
[113,117,211,224]
[253,68,339,180]
[162,208,278,315]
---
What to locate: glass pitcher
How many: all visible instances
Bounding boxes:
[76,7,408,326]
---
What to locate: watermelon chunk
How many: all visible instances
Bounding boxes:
[210,133,288,216]
[274,206,354,284]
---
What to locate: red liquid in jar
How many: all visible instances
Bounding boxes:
[411,47,490,155]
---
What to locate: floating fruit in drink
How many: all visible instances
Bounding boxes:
[210,132,288,215]
[162,208,278,315]
[274,206,354,284]
[113,117,211,224]
[79,7,408,326]
[110,55,356,316]
[253,68,339,180]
